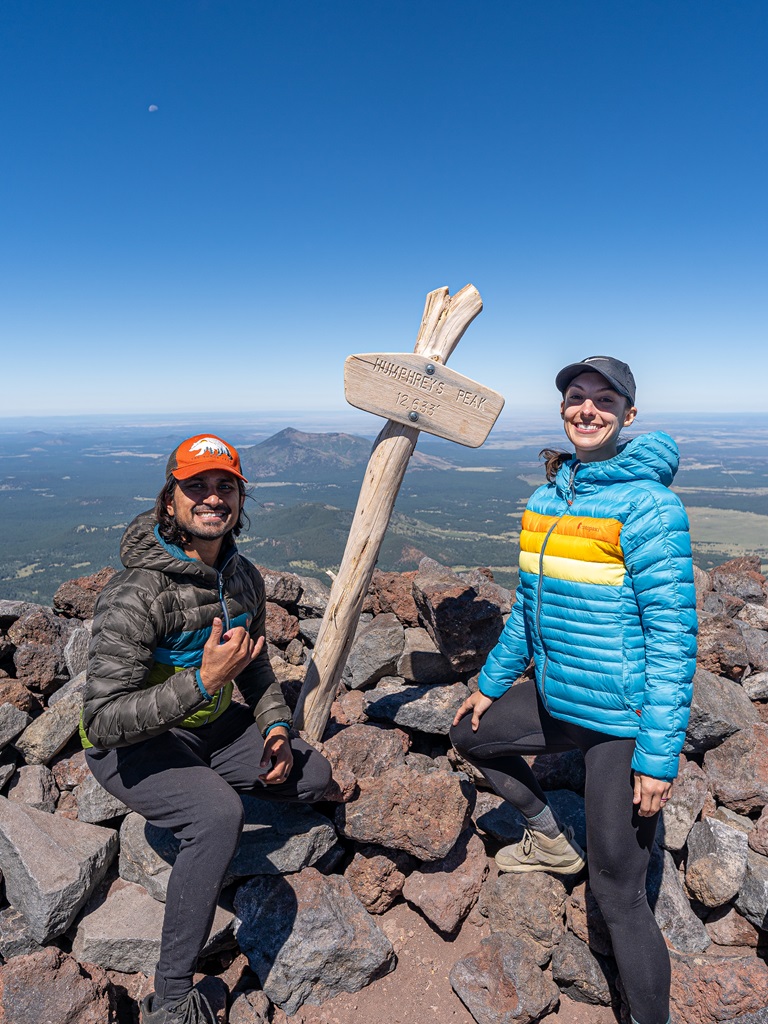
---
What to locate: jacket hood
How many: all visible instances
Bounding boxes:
[554,431,680,496]
[120,510,238,578]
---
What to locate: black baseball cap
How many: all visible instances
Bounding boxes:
[555,356,636,405]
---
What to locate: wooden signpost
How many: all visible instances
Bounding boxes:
[294,284,504,741]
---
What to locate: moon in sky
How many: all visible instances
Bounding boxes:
[148,104,158,112]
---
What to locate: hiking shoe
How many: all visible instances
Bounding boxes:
[140,988,217,1024]
[495,826,586,875]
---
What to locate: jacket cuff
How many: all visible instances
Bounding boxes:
[195,670,213,701]
[478,669,510,699]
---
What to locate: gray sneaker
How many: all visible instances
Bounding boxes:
[140,988,217,1024]
[495,825,586,875]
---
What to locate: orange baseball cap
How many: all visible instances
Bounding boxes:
[165,434,247,482]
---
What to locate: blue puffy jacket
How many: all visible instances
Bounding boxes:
[478,431,697,781]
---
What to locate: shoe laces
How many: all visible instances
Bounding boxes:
[168,989,216,1024]
[520,828,534,857]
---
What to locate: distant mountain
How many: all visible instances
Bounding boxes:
[240,427,454,479]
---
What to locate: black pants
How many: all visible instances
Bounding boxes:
[86,704,332,1006]
[450,680,669,1024]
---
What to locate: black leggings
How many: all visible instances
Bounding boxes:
[86,704,331,1007]
[450,680,669,1024]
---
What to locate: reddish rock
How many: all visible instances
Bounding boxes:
[253,567,302,607]
[335,763,470,861]
[321,722,409,780]
[710,556,767,606]
[748,806,768,856]
[450,932,559,1024]
[328,688,367,729]
[51,749,91,791]
[7,608,75,692]
[412,559,505,673]
[367,570,420,626]
[659,756,708,851]
[53,567,117,620]
[705,904,760,947]
[696,614,749,680]
[344,843,414,914]
[482,870,567,959]
[669,949,768,1024]
[402,828,489,934]
[0,681,41,716]
[693,564,712,609]
[704,724,768,813]
[264,603,299,645]
[0,946,115,1023]
[566,881,613,957]
[55,790,80,820]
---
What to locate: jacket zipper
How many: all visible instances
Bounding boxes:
[537,460,579,709]
[209,552,236,715]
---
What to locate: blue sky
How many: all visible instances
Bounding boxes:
[2,0,766,420]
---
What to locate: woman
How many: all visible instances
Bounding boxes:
[450,355,696,1024]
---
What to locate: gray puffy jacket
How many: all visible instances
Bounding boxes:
[82,510,291,748]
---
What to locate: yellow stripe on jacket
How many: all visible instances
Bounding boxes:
[519,510,625,585]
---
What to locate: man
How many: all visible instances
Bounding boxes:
[82,433,331,1024]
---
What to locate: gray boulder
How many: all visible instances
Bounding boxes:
[647,843,710,953]
[704,724,768,813]
[743,670,768,701]
[685,818,748,907]
[234,868,395,1014]
[413,559,504,673]
[13,688,83,765]
[342,613,405,690]
[47,668,87,707]
[64,628,91,678]
[295,575,331,617]
[450,932,560,1024]
[363,677,471,734]
[658,757,708,851]
[75,772,130,823]
[736,849,768,930]
[72,877,235,973]
[7,764,59,813]
[119,800,338,901]
[683,667,759,753]
[0,796,117,943]
[397,627,457,684]
[0,702,31,750]
[0,905,45,960]
[550,930,617,1006]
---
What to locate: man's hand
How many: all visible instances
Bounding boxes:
[452,690,494,731]
[633,772,673,817]
[259,727,293,785]
[199,617,262,695]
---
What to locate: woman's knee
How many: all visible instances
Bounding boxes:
[449,717,471,757]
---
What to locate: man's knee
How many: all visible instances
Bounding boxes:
[296,747,332,802]
[196,783,245,842]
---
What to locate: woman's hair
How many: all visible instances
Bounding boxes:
[154,477,249,547]
[539,448,571,482]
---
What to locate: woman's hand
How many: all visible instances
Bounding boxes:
[259,727,293,785]
[633,772,672,817]
[453,691,494,731]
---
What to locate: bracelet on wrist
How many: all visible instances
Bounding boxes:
[264,721,291,738]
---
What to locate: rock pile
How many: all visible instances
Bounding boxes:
[1,556,768,1023]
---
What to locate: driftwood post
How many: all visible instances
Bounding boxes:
[294,284,504,741]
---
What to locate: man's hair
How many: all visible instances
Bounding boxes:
[154,477,249,547]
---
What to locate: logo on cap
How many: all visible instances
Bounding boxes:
[188,437,234,462]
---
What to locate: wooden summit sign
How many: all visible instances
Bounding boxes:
[295,284,504,741]
[344,353,504,447]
